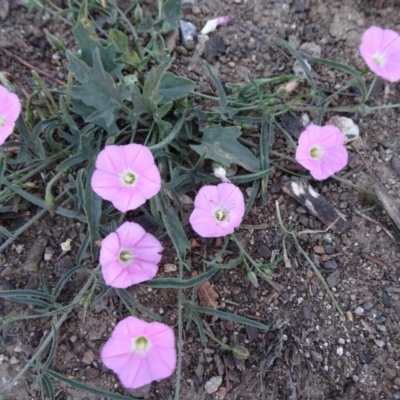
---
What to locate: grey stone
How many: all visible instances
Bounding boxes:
[391,156,400,177]
[326,270,340,287]
[299,42,321,59]
[323,260,338,270]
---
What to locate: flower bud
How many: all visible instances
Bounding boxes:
[201,15,232,35]
[134,4,143,23]
[232,345,250,360]
[212,162,231,183]
[246,270,258,287]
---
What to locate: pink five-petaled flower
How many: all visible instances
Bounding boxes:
[360,26,400,83]
[101,316,177,389]
[0,85,21,146]
[189,183,245,238]
[295,124,348,181]
[99,221,163,288]
[91,144,161,212]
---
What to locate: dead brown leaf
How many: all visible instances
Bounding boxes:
[192,271,219,309]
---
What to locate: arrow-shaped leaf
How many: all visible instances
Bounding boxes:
[191,125,260,172]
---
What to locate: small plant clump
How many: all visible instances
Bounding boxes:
[1,0,400,398]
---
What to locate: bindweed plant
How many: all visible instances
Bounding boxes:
[1,0,400,398]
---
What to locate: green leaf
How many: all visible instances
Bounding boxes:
[162,0,181,30]
[204,61,229,115]
[143,268,218,289]
[314,57,367,103]
[159,72,195,104]
[191,125,260,172]
[45,370,143,400]
[44,30,66,52]
[73,12,123,76]
[132,58,173,115]
[70,100,119,135]
[108,29,129,53]
[187,304,269,330]
[276,38,316,92]
[67,48,129,131]
[155,189,190,260]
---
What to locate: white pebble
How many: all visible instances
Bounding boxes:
[336,347,343,356]
[355,306,364,316]
[204,376,223,394]
[164,263,177,273]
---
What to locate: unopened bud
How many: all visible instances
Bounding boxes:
[246,270,258,287]
[232,345,250,360]
[212,162,231,183]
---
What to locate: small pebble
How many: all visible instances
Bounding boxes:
[10,356,19,364]
[336,347,343,356]
[363,301,373,311]
[164,263,177,273]
[83,349,95,365]
[338,338,345,345]
[374,339,385,348]
[355,306,364,316]
[204,376,223,394]
[44,246,55,261]
[15,244,24,254]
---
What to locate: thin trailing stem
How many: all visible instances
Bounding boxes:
[275,201,343,316]
[0,266,99,396]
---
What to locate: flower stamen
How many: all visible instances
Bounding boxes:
[372,52,386,67]
[119,249,134,265]
[132,336,150,353]
[310,145,324,160]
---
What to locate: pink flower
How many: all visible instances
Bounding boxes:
[0,86,21,146]
[360,26,400,83]
[189,183,245,238]
[101,316,176,389]
[91,144,161,212]
[100,221,163,288]
[295,124,348,181]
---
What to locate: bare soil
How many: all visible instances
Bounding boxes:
[1,1,400,399]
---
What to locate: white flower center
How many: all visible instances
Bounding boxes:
[372,52,386,67]
[120,170,137,186]
[214,207,229,222]
[132,336,151,354]
[0,114,7,128]
[119,249,134,265]
[310,145,324,160]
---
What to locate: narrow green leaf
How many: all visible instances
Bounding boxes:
[276,38,316,91]
[0,290,54,301]
[187,304,269,330]
[53,265,86,300]
[204,61,228,114]
[42,374,55,400]
[143,268,218,289]
[45,370,143,400]
[149,113,185,151]
[314,57,367,103]
[155,190,190,260]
